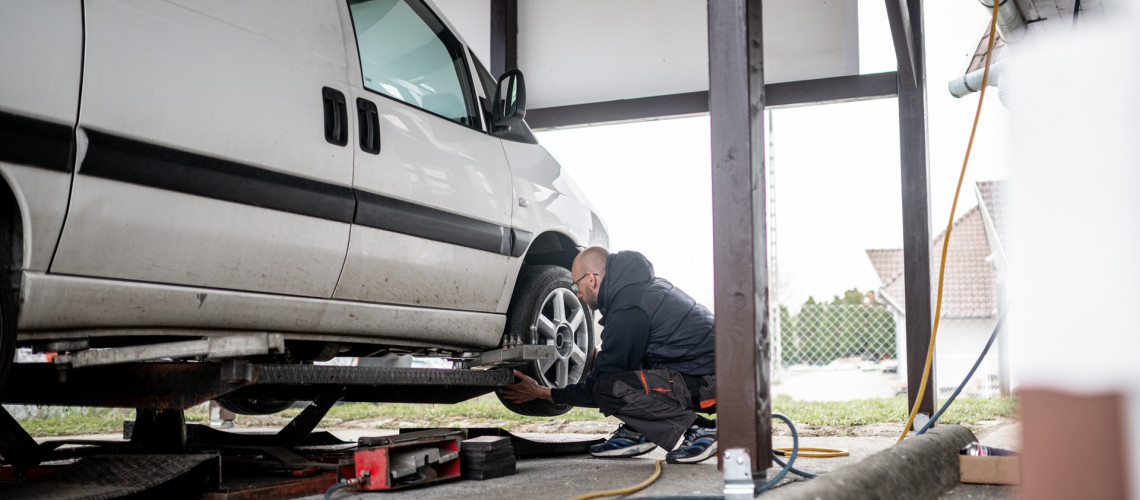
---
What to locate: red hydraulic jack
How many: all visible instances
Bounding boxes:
[341,429,463,491]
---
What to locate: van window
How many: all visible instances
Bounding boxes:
[348,0,478,128]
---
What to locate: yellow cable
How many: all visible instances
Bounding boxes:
[773,446,850,458]
[896,3,1000,443]
[567,458,666,500]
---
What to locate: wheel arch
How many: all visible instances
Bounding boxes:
[0,175,25,302]
[519,230,580,271]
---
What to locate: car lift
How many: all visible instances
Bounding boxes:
[0,346,601,498]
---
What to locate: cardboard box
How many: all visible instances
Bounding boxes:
[959,455,1021,485]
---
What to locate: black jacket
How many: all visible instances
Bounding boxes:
[550,251,715,407]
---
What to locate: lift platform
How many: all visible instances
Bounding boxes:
[0,350,602,498]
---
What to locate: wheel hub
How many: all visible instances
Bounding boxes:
[555,324,573,359]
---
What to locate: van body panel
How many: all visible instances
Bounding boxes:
[51,0,353,298]
[335,0,516,311]
[0,1,84,272]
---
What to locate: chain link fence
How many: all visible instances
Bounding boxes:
[771,298,905,401]
[770,297,1005,401]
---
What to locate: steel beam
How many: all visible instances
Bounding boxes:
[708,0,771,473]
[897,0,936,425]
[0,362,513,409]
[766,72,899,109]
[527,72,900,131]
[490,0,517,75]
[885,0,919,91]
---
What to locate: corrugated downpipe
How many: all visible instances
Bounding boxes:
[978,0,1026,43]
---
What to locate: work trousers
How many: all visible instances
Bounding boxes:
[592,369,716,450]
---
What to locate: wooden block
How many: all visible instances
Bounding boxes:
[959,455,1020,485]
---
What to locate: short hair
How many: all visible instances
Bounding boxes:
[576,246,609,278]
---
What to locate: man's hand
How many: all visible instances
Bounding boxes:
[499,369,552,403]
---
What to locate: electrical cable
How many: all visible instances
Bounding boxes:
[897,0,1001,444]
[772,446,849,458]
[916,307,1008,436]
[575,414,812,500]
[567,458,666,500]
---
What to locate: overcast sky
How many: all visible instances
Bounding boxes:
[536,0,1012,309]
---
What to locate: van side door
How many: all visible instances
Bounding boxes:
[336,0,516,313]
[0,2,83,275]
[51,0,354,298]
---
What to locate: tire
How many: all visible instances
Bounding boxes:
[497,265,595,416]
[0,267,14,394]
[216,398,297,415]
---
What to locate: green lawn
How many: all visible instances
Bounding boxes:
[9,394,1016,437]
[772,394,1018,427]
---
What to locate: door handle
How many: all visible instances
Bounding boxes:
[357,98,380,154]
[322,87,348,146]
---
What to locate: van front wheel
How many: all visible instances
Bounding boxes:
[497,266,595,417]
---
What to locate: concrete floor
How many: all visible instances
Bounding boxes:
[306,423,1020,499]
[25,422,1019,499]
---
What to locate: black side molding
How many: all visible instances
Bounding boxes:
[0,110,74,172]
[72,127,528,257]
[81,129,356,223]
[354,190,508,255]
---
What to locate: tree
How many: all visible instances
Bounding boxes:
[777,290,896,367]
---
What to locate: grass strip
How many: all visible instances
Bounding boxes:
[10,394,1017,437]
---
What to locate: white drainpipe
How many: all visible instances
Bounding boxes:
[949,0,1024,98]
[948,60,1006,98]
[978,0,1027,44]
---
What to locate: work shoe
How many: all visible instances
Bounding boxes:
[666,421,718,464]
[589,424,658,458]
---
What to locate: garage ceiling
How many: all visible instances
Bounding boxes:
[434,0,859,108]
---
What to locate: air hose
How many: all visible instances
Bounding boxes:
[568,413,813,500]
[567,458,667,500]
[897,0,1001,444]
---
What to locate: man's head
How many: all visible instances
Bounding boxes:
[571,246,608,309]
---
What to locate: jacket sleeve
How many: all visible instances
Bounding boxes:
[550,308,650,407]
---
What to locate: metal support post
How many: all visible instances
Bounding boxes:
[708,0,772,472]
[490,0,518,75]
[897,0,936,423]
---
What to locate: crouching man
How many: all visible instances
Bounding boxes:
[500,247,718,463]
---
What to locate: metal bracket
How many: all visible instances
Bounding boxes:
[53,333,285,368]
[723,447,757,500]
[471,344,557,368]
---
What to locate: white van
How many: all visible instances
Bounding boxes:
[0,0,607,417]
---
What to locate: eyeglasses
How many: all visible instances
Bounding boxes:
[571,272,598,294]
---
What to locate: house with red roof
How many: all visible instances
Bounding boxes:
[866,181,1009,397]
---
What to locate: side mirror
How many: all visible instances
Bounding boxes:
[492,69,526,136]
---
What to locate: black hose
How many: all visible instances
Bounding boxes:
[756,413,799,492]
[636,413,805,499]
[916,307,1008,436]
[1073,0,1081,29]
[771,454,817,479]
[324,480,351,500]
